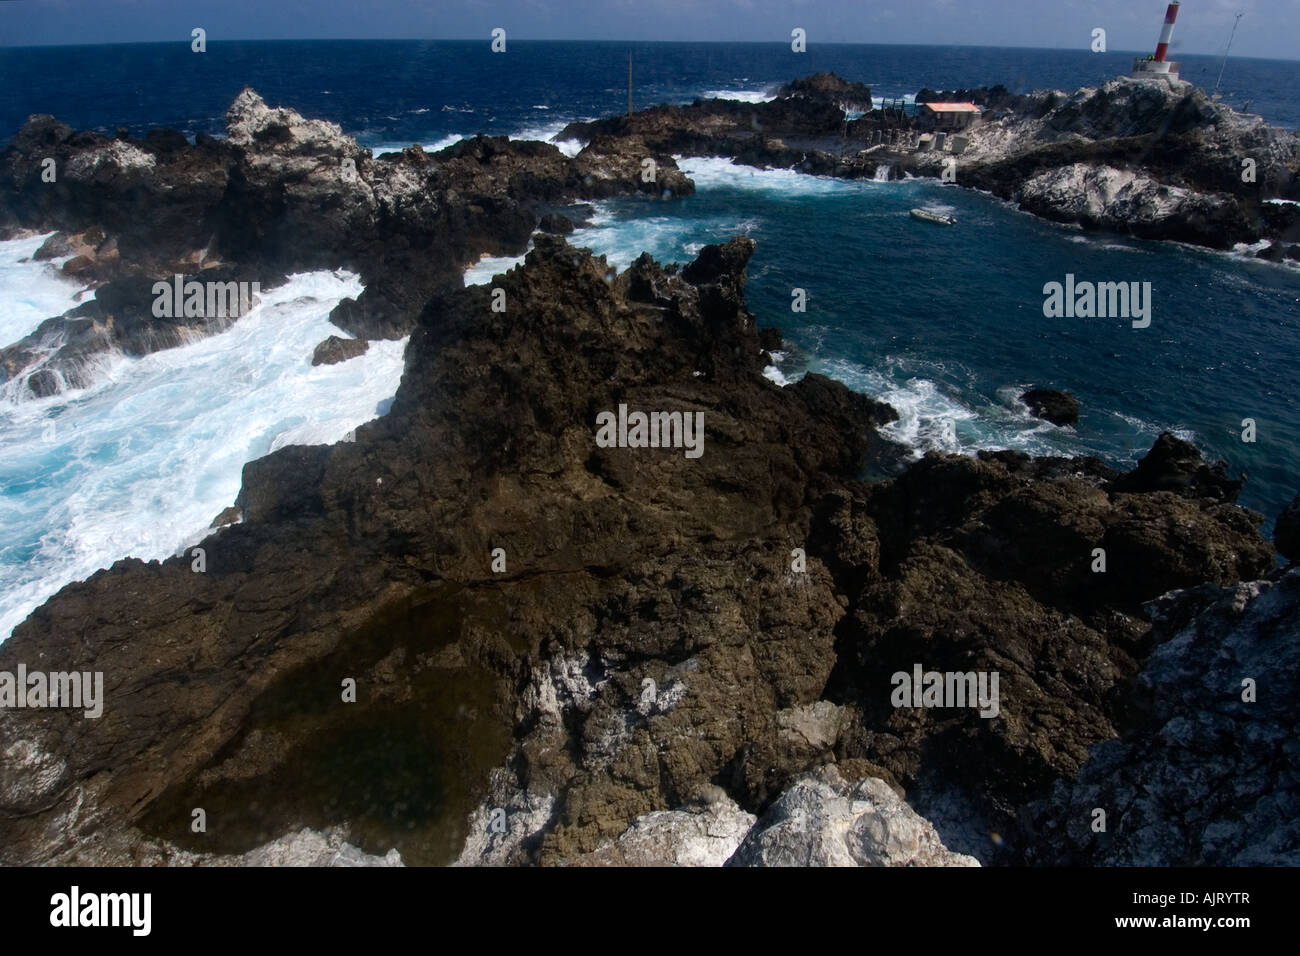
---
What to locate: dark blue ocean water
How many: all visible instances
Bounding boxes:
[1,39,1297,569]
[2,40,1298,145]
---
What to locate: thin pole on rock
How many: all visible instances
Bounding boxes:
[1214,12,1243,96]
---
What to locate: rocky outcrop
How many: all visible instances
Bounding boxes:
[1020,388,1079,427]
[0,235,892,866]
[570,795,756,867]
[1018,567,1300,865]
[776,73,874,110]
[905,79,1300,255]
[209,506,242,529]
[727,765,979,867]
[557,75,1299,257]
[558,74,866,152]
[820,442,1271,848]
[537,213,575,235]
[0,233,1277,867]
[223,827,403,867]
[1108,431,1243,502]
[0,89,692,394]
[311,335,369,366]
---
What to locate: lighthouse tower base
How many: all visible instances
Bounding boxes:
[1130,58,1187,89]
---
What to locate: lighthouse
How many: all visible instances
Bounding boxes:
[1130,2,1186,87]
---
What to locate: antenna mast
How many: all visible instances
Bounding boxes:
[1214,12,1243,95]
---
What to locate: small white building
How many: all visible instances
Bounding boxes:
[923,102,982,130]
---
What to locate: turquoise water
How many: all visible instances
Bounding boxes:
[572,157,1300,531]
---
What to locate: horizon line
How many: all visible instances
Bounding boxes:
[0,37,1295,63]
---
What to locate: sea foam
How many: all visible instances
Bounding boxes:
[0,268,405,642]
[0,233,86,347]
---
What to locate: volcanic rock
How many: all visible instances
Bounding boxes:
[0,270,254,393]
[0,236,1277,869]
[555,74,1299,253]
[571,795,757,867]
[537,213,575,234]
[209,506,242,529]
[0,88,697,392]
[1108,431,1243,502]
[311,335,369,366]
[1020,388,1079,427]
[903,78,1300,250]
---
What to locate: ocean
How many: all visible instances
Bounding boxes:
[1,40,1298,640]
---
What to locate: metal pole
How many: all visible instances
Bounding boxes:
[1214,13,1243,95]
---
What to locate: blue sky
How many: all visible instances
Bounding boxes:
[1,0,1295,59]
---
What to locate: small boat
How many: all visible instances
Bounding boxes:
[911,208,956,226]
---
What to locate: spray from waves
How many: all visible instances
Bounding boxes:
[793,355,1075,460]
[770,350,1203,470]
[369,118,587,159]
[675,155,908,197]
[372,133,467,156]
[698,89,776,104]
[0,233,86,346]
[465,250,530,286]
[508,118,588,156]
[0,269,405,642]
[567,203,762,272]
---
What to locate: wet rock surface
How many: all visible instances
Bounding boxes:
[1020,388,1080,427]
[311,334,369,366]
[0,232,1280,866]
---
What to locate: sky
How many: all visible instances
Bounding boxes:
[0,0,1295,60]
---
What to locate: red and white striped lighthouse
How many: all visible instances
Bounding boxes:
[1131,1,1185,86]
[1153,2,1180,62]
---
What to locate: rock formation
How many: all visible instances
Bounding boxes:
[311,335,369,366]
[1020,388,1080,427]
[727,765,979,867]
[0,232,1277,866]
[902,79,1300,255]
[0,89,692,396]
[1019,567,1300,865]
[558,75,1300,259]
[1,79,1291,868]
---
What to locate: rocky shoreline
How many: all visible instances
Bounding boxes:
[561,73,1300,260]
[4,74,1297,398]
[1,81,1297,866]
[0,88,692,396]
